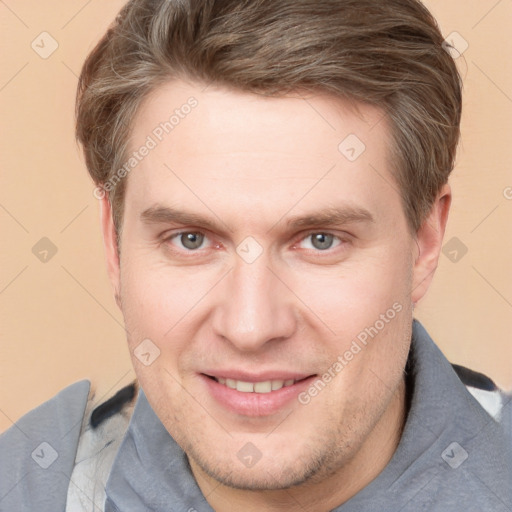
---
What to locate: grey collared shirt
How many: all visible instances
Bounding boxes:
[104,320,512,511]
[1,320,510,511]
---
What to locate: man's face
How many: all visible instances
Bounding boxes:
[109,80,421,490]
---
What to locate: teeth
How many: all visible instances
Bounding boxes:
[271,380,284,390]
[236,381,254,392]
[254,381,272,393]
[215,377,297,393]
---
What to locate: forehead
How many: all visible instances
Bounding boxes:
[131,79,387,160]
[123,79,400,230]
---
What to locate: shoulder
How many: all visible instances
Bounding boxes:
[451,363,508,422]
[0,380,91,512]
[65,380,138,511]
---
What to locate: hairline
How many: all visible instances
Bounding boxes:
[110,79,414,250]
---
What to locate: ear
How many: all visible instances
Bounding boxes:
[99,194,122,309]
[411,183,451,305]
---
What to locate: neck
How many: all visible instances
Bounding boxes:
[190,375,407,512]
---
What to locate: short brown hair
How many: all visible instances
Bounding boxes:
[76,0,462,239]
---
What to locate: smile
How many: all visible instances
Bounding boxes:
[213,377,298,393]
[202,373,315,416]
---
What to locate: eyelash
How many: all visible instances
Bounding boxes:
[162,230,349,257]
[164,231,213,252]
[296,232,343,252]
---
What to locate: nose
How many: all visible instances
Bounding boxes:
[211,255,297,352]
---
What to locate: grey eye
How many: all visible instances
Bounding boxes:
[180,232,205,250]
[310,233,334,250]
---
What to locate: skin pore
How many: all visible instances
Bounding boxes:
[99,80,451,511]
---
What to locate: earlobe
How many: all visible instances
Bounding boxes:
[411,184,451,305]
[99,194,121,307]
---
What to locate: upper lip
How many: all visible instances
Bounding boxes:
[201,371,315,382]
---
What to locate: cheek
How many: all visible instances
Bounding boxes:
[290,245,412,338]
[118,263,197,400]
[119,258,198,335]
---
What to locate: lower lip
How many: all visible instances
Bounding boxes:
[201,374,316,416]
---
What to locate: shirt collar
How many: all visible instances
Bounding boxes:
[104,319,499,511]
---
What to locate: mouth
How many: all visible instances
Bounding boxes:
[201,373,317,416]
[206,375,308,393]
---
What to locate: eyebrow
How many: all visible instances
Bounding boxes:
[283,206,374,230]
[140,205,225,232]
[140,204,375,233]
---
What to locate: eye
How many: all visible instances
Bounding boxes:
[299,233,341,251]
[170,232,207,250]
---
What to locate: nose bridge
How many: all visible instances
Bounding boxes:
[213,255,295,351]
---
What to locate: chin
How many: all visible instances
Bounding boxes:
[191,456,320,491]
[184,432,348,492]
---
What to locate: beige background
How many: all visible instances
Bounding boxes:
[0,0,511,434]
